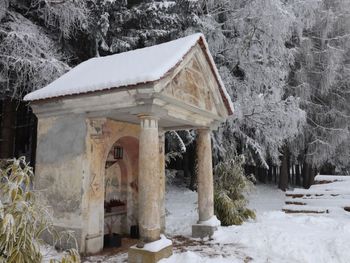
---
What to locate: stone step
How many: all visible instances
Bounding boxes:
[282,205,329,214]
[285,200,307,205]
[283,175,350,215]
[285,190,350,198]
[285,192,343,198]
[314,175,350,184]
[285,197,350,207]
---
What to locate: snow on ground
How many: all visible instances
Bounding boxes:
[165,184,198,236]
[162,183,350,263]
[41,245,62,262]
[247,183,285,214]
[44,182,350,263]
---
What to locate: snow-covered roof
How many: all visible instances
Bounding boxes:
[24,33,233,114]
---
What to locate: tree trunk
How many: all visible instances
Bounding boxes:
[302,161,315,189]
[295,164,301,186]
[0,99,16,159]
[308,166,315,187]
[278,146,289,191]
[302,162,308,188]
[255,166,259,182]
[188,143,197,191]
[291,165,295,185]
[183,150,190,179]
[259,167,266,183]
[268,165,273,182]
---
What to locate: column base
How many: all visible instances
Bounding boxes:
[128,235,173,263]
[192,215,220,238]
[85,233,103,254]
[192,224,218,238]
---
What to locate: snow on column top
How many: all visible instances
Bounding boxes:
[24,33,234,115]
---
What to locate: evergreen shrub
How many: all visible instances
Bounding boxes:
[214,154,256,225]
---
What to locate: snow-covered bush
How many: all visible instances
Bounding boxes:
[0,157,80,263]
[214,154,256,225]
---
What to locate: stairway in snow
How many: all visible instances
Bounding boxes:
[283,175,350,214]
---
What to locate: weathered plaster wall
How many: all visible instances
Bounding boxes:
[36,117,140,253]
[35,114,88,248]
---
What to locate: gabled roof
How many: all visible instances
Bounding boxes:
[24,33,233,115]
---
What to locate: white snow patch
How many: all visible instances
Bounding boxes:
[159,251,239,263]
[162,183,350,263]
[211,211,350,263]
[248,183,285,214]
[41,245,61,262]
[165,184,198,236]
[197,215,221,226]
[131,234,172,253]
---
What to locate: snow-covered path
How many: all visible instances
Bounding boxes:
[162,183,350,263]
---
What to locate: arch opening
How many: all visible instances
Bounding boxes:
[103,136,139,248]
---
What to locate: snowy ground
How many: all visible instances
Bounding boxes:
[44,182,350,262]
[162,183,350,263]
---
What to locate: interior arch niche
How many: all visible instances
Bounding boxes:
[103,136,139,246]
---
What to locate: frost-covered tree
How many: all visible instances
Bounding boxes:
[1,0,348,184]
[87,0,201,56]
[197,0,306,168]
[0,13,69,99]
[0,0,89,99]
[0,0,89,159]
[288,0,350,177]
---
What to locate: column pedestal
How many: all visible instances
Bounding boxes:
[129,235,172,263]
[128,246,173,263]
[192,216,221,238]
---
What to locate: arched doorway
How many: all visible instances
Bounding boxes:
[103,136,139,247]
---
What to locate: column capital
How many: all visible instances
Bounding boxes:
[196,128,212,138]
[138,114,159,129]
[137,114,159,119]
[196,127,211,132]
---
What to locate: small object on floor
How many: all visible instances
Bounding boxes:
[136,240,145,248]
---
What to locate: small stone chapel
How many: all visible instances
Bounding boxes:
[24,33,233,262]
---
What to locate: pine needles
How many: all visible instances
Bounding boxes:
[214,154,256,226]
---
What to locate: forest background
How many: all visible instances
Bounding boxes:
[0,0,349,190]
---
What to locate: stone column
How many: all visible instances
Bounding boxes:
[197,128,214,221]
[138,115,161,243]
[159,130,166,232]
[192,128,220,238]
